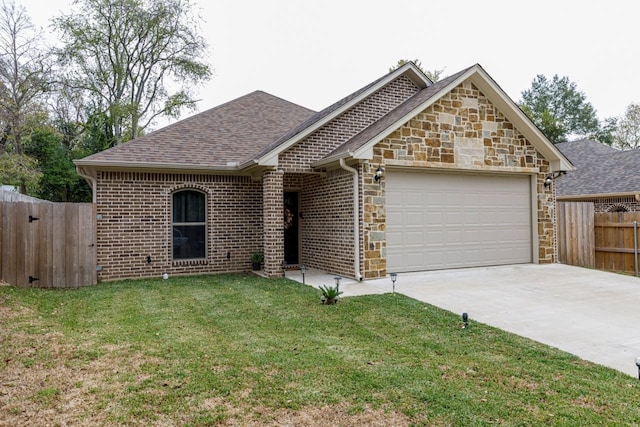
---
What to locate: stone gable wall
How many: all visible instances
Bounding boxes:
[95,171,262,281]
[362,81,555,279]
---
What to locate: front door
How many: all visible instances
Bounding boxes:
[284,191,299,265]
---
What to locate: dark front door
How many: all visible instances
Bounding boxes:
[284,192,299,265]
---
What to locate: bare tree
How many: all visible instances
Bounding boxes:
[614,103,640,150]
[0,0,51,155]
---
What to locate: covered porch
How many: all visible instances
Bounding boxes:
[261,168,361,279]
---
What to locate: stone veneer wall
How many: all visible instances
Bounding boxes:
[95,171,262,281]
[362,81,555,279]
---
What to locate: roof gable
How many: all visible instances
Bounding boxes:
[315,64,573,172]
[251,61,433,167]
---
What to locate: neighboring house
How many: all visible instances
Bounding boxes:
[555,139,640,212]
[75,63,573,281]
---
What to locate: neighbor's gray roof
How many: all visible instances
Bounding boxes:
[555,139,640,196]
[77,91,315,167]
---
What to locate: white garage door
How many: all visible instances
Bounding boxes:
[386,171,532,272]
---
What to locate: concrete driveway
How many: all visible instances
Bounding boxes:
[285,263,640,377]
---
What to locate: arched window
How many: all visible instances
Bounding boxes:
[172,190,206,259]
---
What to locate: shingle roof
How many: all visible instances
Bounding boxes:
[250,64,428,161]
[555,139,640,195]
[78,91,315,167]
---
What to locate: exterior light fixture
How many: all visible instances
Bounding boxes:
[462,312,469,329]
[300,265,306,285]
[635,357,640,379]
[334,276,341,293]
[374,166,384,182]
[390,272,397,293]
[543,171,567,188]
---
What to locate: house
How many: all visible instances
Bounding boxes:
[74,63,573,282]
[555,139,640,212]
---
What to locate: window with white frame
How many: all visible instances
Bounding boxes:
[172,189,206,259]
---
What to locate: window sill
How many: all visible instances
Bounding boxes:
[172,258,209,266]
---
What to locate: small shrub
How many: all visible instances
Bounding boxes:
[319,285,343,305]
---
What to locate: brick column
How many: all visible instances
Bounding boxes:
[263,170,284,277]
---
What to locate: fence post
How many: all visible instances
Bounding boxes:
[634,221,638,277]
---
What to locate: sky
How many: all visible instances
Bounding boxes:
[19,0,640,129]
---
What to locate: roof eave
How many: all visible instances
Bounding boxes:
[558,191,640,200]
[311,151,361,168]
[73,159,249,175]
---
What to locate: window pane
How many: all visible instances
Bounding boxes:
[173,190,205,223]
[173,225,206,259]
[172,190,206,260]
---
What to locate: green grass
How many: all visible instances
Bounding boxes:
[1,274,639,426]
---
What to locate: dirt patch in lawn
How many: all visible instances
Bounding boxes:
[238,405,413,426]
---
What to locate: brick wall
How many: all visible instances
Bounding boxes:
[279,76,420,172]
[95,171,262,281]
[262,170,284,277]
[362,81,555,278]
[594,197,640,212]
[300,168,358,278]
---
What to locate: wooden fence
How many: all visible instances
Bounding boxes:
[558,202,640,276]
[557,202,595,268]
[0,188,45,202]
[595,211,640,275]
[0,201,97,288]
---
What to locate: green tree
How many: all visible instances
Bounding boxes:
[390,59,444,82]
[519,74,599,144]
[53,0,212,146]
[0,1,52,194]
[593,116,617,147]
[0,151,40,192]
[613,103,640,150]
[24,127,91,202]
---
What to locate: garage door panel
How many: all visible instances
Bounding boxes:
[405,232,425,245]
[406,212,424,226]
[386,171,532,272]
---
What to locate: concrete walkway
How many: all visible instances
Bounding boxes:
[285,264,640,377]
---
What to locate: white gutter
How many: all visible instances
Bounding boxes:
[339,158,362,281]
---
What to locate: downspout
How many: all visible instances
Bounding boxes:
[339,158,362,281]
[76,166,97,203]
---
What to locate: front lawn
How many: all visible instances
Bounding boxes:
[1,274,639,426]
